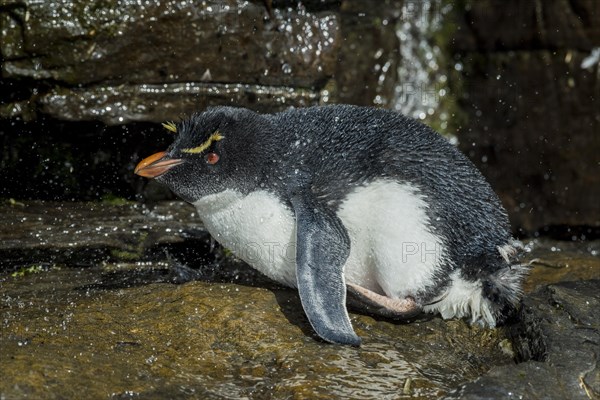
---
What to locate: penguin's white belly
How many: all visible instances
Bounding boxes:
[193,179,445,297]
[336,180,445,298]
[194,189,298,286]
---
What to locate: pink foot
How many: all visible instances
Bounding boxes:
[346,283,422,319]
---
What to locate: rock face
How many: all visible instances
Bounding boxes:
[454,280,600,400]
[1,0,599,231]
[0,0,408,202]
[0,201,209,269]
[451,0,600,232]
[1,1,598,397]
[0,201,514,399]
[0,268,514,399]
[0,0,393,123]
[1,201,599,399]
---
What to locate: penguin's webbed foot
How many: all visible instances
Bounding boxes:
[346,283,422,320]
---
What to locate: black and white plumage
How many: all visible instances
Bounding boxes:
[135,105,528,346]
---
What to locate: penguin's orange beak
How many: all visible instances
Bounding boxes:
[134,151,184,178]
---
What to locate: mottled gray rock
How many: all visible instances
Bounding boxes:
[453,280,600,399]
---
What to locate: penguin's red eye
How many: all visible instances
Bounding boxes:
[205,152,219,165]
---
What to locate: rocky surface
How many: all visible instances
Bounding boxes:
[452,0,600,232]
[0,0,411,203]
[0,268,512,399]
[0,0,393,123]
[2,0,597,233]
[0,200,209,269]
[1,201,599,399]
[3,1,337,87]
[454,280,600,400]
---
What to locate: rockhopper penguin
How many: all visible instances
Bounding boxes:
[135,105,528,346]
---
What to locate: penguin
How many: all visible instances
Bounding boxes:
[134,105,528,346]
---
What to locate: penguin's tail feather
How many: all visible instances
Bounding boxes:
[423,241,529,327]
[481,241,530,325]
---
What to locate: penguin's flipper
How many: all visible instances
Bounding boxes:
[290,194,361,346]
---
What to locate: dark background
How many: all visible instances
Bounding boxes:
[0,0,598,237]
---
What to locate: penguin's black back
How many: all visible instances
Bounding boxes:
[266,105,511,276]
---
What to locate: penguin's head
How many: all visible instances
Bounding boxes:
[135,107,272,203]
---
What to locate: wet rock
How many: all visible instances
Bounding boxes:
[0,117,178,201]
[0,0,413,124]
[1,201,599,398]
[1,1,339,88]
[38,83,321,125]
[455,50,600,232]
[522,238,600,292]
[454,280,600,399]
[0,267,512,399]
[0,0,340,122]
[454,0,599,51]
[0,200,208,269]
[452,1,600,232]
[334,1,402,108]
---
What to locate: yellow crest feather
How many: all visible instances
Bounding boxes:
[162,121,177,133]
[182,132,224,154]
